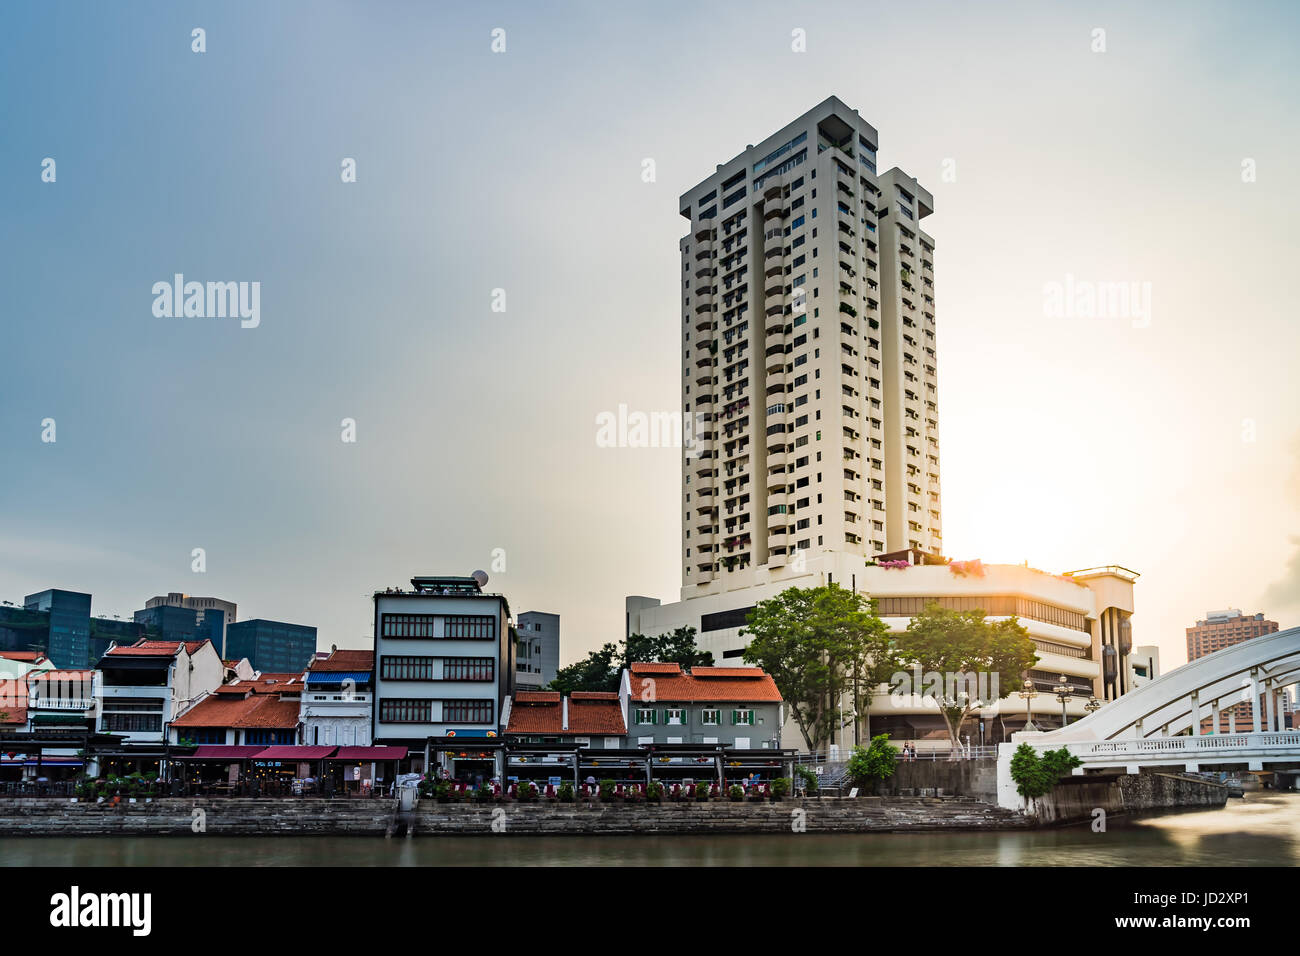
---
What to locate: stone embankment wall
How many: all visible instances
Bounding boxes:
[874,759,999,802]
[1033,771,1228,824]
[0,797,397,836]
[0,795,1030,836]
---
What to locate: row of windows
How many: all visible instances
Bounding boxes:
[874,596,1088,632]
[379,656,495,681]
[634,708,755,726]
[380,614,497,639]
[378,698,495,724]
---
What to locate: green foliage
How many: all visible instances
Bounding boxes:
[515,780,538,802]
[728,784,745,801]
[846,734,900,785]
[549,626,713,694]
[770,777,790,799]
[598,778,616,800]
[794,764,819,794]
[891,602,1038,754]
[741,584,897,754]
[646,780,664,801]
[1009,743,1082,803]
[557,781,574,803]
[694,781,711,800]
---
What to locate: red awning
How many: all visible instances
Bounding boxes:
[180,746,267,760]
[329,746,408,762]
[250,746,336,760]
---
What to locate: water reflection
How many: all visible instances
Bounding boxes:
[2,792,1296,867]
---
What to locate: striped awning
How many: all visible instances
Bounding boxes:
[306,671,370,683]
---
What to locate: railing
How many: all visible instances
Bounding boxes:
[1077,732,1300,759]
[29,698,95,711]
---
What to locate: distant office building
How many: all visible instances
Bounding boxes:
[133,604,224,656]
[625,596,661,638]
[1,591,143,670]
[145,593,236,655]
[225,619,317,673]
[1187,609,1280,732]
[24,590,91,669]
[515,611,559,690]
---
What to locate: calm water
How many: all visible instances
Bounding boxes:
[2,792,1297,867]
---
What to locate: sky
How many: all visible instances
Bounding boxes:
[2,0,1298,672]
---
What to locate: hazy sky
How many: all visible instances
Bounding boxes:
[2,0,1298,672]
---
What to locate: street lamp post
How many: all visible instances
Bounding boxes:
[1084,695,1102,717]
[1054,674,1073,729]
[1018,678,1039,732]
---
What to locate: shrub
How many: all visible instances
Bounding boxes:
[694,781,711,801]
[557,782,574,803]
[770,777,790,799]
[846,734,900,788]
[516,781,538,802]
[795,764,819,794]
[728,784,745,801]
[598,779,617,801]
[646,781,664,802]
[1009,743,1082,808]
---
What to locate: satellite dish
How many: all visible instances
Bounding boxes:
[471,570,489,589]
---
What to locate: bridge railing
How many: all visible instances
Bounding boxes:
[1073,731,1300,760]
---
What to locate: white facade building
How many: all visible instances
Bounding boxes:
[680,96,941,597]
[95,639,226,745]
[300,647,374,748]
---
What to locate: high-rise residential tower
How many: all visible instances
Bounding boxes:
[679,96,941,596]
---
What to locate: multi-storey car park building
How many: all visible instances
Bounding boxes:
[680,96,941,596]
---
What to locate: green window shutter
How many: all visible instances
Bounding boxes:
[731,710,738,725]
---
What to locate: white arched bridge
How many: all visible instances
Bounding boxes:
[996,626,1300,800]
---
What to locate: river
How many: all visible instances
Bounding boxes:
[1,791,1296,866]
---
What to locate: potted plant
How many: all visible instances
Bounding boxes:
[598,779,617,802]
[476,782,495,803]
[795,765,819,796]
[728,784,745,802]
[557,782,575,803]
[770,777,791,801]
[646,781,664,802]
[516,781,538,802]
[694,781,711,802]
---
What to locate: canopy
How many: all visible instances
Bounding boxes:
[251,746,336,760]
[179,746,266,761]
[329,746,408,761]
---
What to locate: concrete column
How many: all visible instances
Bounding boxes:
[1229,709,1236,734]
[1190,691,1202,735]
[1266,684,1277,734]
[1251,672,1262,733]
[1211,698,1220,735]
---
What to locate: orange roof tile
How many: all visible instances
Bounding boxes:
[628,666,781,703]
[504,695,626,736]
[310,649,374,672]
[173,694,300,730]
[515,691,561,703]
[691,667,766,678]
[629,662,682,674]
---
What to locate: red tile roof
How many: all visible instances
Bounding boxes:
[310,649,374,672]
[0,651,46,662]
[515,691,561,703]
[505,694,626,736]
[107,639,213,657]
[172,694,300,730]
[627,665,781,703]
[629,662,682,674]
[0,678,29,714]
[570,691,618,701]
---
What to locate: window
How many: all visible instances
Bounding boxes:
[443,657,495,681]
[381,613,436,638]
[732,709,755,726]
[665,708,686,725]
[244,729,294,746]
[445,615,496,639]
[701,709,720,725]
[381,655,434,680]
[380,698,432,723]
[635,708,658,725]
[189,727,225,744]
[101,699,163,733]
[443,698,495,723]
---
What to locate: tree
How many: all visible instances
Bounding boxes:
[547,626,713,695]
[1009,743,1081,811]
[549,642,620,694]
[891,602,1038,758]
[740,584,897,755]
[846,734,900,790]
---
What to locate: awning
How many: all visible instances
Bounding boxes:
[306,671,370,683]
[329,746,408,762]
[251,746,336,761]
[178,746,267,761]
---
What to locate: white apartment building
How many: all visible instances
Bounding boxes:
[681,96,941,597]
[94,639,226,745]
[300,647,374,747]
